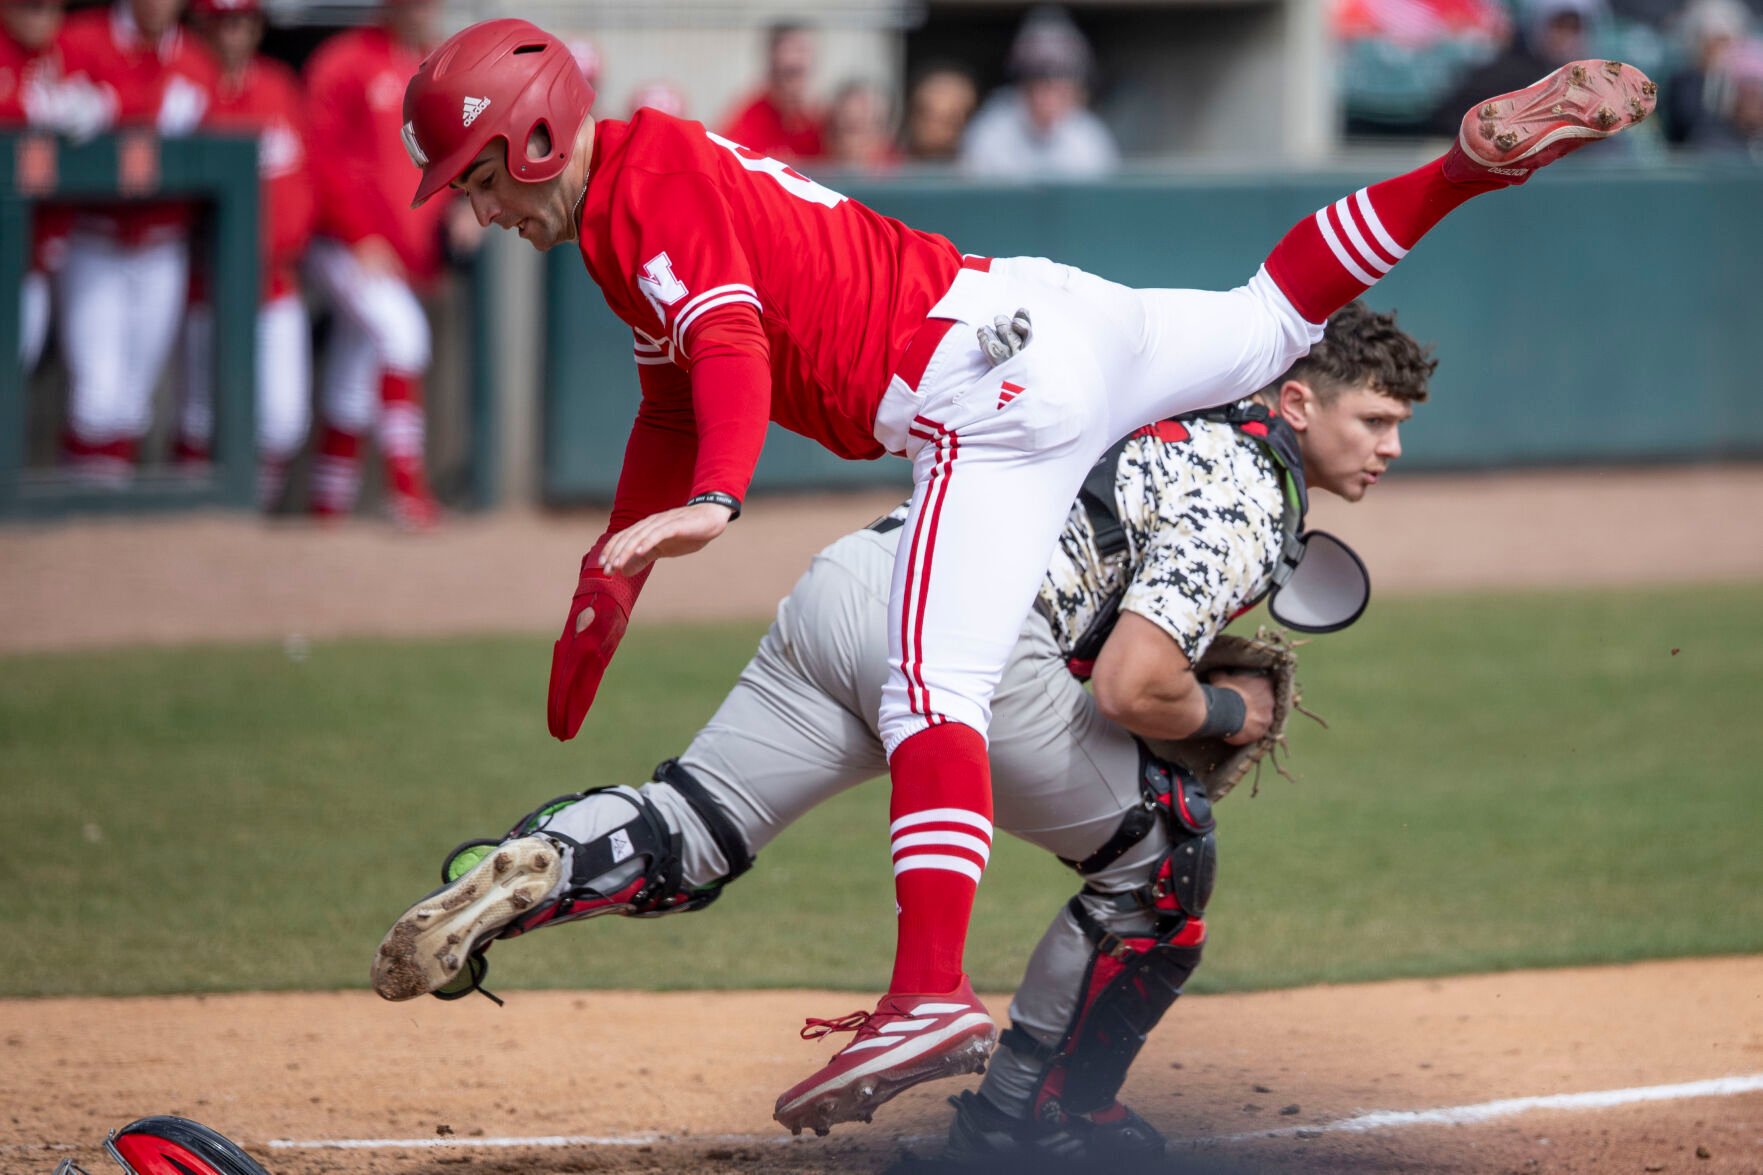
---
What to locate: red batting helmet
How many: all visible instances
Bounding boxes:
[401,18,596,207]
[53,1116,272,1175]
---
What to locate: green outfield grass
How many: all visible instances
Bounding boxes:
[3,583,1760,999]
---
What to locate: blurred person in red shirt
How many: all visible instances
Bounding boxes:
[55,0,216,482]
[719,21,823,161]
[303,0,461,529]
[0,0,92,373]
[823,78,900,173]
[903,64,977,162]
[173,0,312,510]
[1333,0,1511,50]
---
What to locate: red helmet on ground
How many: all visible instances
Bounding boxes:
[401,18,596,207]
[52,1116,272,1175]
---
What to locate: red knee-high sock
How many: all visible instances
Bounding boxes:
[379,372,432,500]
[888,722,993,995]
[311,425,361,517]
[1262,157,1508,323]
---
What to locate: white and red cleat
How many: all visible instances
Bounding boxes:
[773,977,997,1136]
[1443,59,1657,187]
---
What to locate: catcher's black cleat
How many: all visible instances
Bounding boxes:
[939,1089,1167,1170]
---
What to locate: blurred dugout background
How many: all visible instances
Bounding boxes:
[3,0,1761,522]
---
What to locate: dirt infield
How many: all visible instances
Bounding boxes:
[3,958,1760,1174]
[5,466,1761,1172]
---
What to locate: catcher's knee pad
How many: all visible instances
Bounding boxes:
[1006,896,1207,1120]
[1067,746,1218,921]
[441,760,754,938]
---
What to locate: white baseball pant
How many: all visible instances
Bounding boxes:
[872,256,1319,755]
[304,237,430,434]
[178,292,313,460]
[21,269,49,371]
[55,232,189,444]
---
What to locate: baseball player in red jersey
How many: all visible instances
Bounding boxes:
[302,0,449,528]
[0,0,81,372]
[400,19,1654,1129]
[371,302,1432,1157]
[174,0,312,509]
[55,0,215,482]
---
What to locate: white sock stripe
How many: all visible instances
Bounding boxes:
[890,830,992,863]
[892,855,984,884]
[1334,196,1394,274]
[889,808,993,838]
[1354,187,1407,260]
[1313,207,1378,289]
[633,354,673,366]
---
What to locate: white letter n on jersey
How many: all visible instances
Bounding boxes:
[638,253,689,323]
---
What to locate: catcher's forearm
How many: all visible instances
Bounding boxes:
[1093,665,1215,741]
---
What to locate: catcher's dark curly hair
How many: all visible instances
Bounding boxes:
[1260,300,1436,404]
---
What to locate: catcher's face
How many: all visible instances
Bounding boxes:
[1281,381,1410,503]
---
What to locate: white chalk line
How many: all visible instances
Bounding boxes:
[1213,1072,1763,1144]
[262,1072,1763,1152]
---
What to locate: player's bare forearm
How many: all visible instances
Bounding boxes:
[1091,611,1272,743]
[600,500,735,576]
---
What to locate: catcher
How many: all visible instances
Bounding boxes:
[371,300,1434,1160]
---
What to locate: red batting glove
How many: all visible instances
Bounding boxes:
[547,543,649,741]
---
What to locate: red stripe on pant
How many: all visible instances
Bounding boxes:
[902,416,958,718]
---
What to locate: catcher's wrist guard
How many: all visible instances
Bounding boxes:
[1193,682,1247,739]
[1150,628,1319,801]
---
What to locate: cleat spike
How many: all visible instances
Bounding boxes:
[1569,64,1588,85]
[1480,103,1499,118]
[1604,60,1624,76]
[1592,105,1619,129]
[1495,130,1520,151]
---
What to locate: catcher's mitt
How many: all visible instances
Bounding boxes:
[1146,627,1322,802]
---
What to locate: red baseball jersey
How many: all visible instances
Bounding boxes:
[719,91,824,162]
[0,25,64,122]
[304,25,448,284]
[576,110,963,527]
[0,25,73,272]
[204,58,313,300]
[59,5,217,245]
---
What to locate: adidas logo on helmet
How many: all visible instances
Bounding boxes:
[462,95,492,126]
